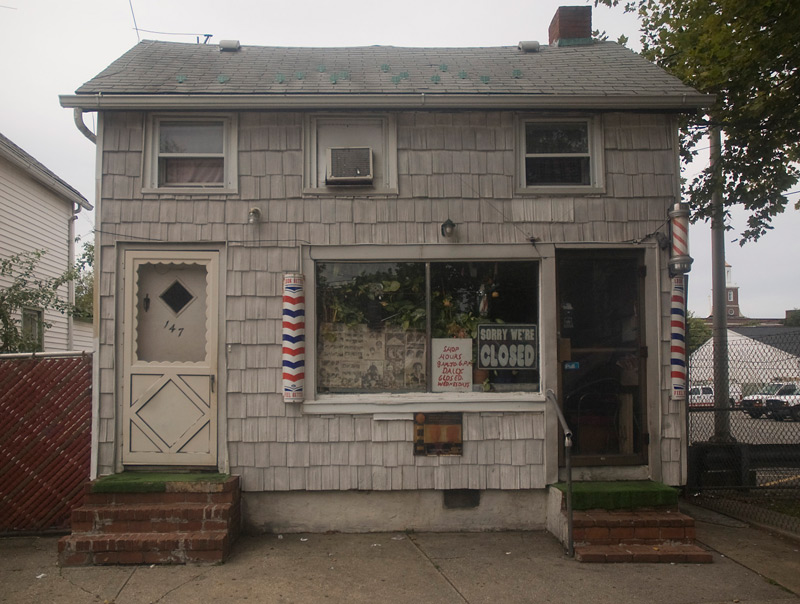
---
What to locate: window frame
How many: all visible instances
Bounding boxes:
[303,244,547,415]
[143,113,238,194]
[516,115,604,195]
[303,114,398,195]
[21,307,44,352]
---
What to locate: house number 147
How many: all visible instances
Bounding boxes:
[164,321,184,337]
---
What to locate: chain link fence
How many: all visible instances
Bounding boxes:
[687,327,800,535]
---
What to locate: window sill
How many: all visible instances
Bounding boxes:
[142,186,237,196]
[302,186,399,197]
[516,185,605,196]
[301,391,546,415]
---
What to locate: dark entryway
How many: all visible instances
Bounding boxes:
[557,251,647,465]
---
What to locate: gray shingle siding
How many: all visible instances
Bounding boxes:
[94,107,681,485]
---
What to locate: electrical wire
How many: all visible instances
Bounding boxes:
[128,0,140,43]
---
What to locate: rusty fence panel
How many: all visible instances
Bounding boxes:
[0,353,92,533]
[687,329,800,535]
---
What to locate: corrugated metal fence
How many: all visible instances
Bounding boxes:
[0,353,92,533]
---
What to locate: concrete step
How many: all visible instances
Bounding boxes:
[575,543,713,563]
[58,530,230,566]
[70,502,233,534]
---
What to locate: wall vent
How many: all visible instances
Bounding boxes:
[326,147,373,185]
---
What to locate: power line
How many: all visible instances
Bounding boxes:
[128,0,140,43]
[136,27,213,40]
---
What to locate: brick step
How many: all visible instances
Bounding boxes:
[575,543,713,564]
[70,502,233,535]
[58,530,230,566]
[84,490,237,507]
[572,509,696,545]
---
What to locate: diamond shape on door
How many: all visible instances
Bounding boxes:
[160,279,195,315]
[136,380,203,447]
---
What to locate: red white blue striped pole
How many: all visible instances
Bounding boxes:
[668,203,693,401]
[282,273,305,402]
[670,276,687,400]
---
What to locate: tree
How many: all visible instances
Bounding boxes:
[595,0,800,242]
[786,309,800,327]
[0,250,77,353]
[73,241,94,320]
[686,311,712,354]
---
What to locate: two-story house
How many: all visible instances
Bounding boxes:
[0,132,93,352]
[60,6,711,532]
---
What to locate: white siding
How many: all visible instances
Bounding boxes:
[0,158,74,351]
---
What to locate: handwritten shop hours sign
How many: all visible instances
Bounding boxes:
[432,338,473,393]
[477,324,538,371]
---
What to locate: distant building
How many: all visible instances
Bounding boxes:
[689,326,800,399]
[705,263,784,327]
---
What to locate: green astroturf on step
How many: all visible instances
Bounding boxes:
[552,480,679,510]
[90,472,230,493]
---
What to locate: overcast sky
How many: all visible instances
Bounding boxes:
[1,0,797,318]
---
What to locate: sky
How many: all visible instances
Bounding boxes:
[1,0,798,319]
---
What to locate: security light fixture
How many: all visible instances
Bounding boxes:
[441,219,456,238]
[248,207,261,224]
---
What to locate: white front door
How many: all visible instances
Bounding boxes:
[122,250,219,466]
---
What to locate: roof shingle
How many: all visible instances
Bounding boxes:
[73,40,706,104]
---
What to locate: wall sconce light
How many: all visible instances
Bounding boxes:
[248,207,262,224]
[441,218,456,238]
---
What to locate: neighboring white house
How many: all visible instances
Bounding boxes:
[60,6,714,532]
[689,326,800,400]
[0,132,93,352]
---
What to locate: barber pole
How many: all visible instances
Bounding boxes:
[670,276,687,400]
[282,274,305,402]
[668,203,692,401]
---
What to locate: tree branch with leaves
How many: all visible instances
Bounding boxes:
[0,250,79,353]
[596,0,800,242]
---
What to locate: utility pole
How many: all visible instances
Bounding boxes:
[710,126,733,442]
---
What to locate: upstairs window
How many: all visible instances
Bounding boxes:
[304,115,397,194]
[518,117,603,193]
[144,115,237,192]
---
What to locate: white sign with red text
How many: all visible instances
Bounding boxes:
[432,338,473,393]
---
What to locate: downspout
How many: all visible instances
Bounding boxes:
[71,106,100,478]
[73,108,97,144]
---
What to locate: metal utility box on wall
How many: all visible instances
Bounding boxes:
[326,147,373,184]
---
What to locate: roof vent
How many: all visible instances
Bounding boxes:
[518,41,540,53]
[219,40,241,52]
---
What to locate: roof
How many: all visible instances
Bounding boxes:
[731,326,800,358]
[0,132,92,211]
[61,40,712,112]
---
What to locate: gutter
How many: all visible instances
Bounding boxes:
[60,92,714,112]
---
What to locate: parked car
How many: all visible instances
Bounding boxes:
[688,385,714,408]
[762,383,800,421]
[740,382,800,419]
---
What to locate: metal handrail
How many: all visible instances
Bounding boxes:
[546,388,574,558]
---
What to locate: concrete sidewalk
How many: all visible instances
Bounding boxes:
[2,510,798,603]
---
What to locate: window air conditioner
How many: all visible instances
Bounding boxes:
[326,147,373,185]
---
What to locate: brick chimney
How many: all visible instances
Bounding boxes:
[549,5,593,47]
